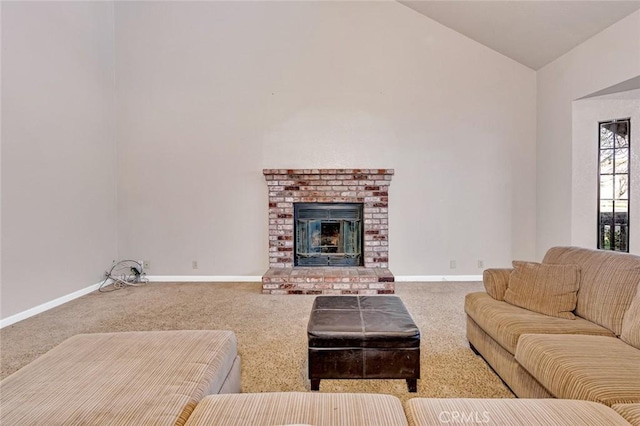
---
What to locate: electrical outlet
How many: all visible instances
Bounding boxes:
[450,260,457,269]
[478,260,484,269]
[143,260,150,269]
[192,260,198,269]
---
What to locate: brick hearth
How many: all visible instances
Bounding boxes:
[262,168,394,294]
[262,267,395,295]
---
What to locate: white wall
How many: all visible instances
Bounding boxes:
[1,2,117,320]
[536,10,640,258]
[572,90,640,253]
[115,1,537,276]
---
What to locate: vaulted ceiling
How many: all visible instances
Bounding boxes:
[399,1,640,70]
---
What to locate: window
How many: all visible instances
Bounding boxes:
[598,119,630,252]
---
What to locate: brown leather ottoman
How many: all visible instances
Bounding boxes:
[307,295,420,392]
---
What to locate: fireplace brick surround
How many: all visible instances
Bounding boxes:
[262,169,395,294]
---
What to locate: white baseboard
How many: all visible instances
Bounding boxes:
[146,275,482,283]
[0,276,261,328]
[0,279,110,329]
[395,275,482,282]
[146,276,262,282]
[1,274,479,329]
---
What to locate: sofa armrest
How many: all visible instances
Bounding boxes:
[483,268,513,301]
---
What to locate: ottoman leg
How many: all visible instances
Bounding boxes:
[311,378,320,391]
[407,379,417,393]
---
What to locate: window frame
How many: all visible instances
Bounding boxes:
[597,118,631,252]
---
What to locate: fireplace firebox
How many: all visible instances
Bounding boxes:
[294,203,363,267]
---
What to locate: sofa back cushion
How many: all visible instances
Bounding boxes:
[504,261,580,319]
[621,289,640,349]
[543,247,640,335]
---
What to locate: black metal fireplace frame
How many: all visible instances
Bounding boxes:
[294,202,364,267]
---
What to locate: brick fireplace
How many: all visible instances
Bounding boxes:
[262,169,394,294]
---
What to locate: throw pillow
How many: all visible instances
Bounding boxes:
[621,286,640,349]
[504,261,580,319]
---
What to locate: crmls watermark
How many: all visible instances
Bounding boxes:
[438,410,491,424]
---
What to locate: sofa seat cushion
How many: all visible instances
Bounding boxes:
[0,330,238,426]
[183,392,408,426]
[516,334,640,406]
[405,398,630,426]
[612,403,640,426]
[465,292,614,354]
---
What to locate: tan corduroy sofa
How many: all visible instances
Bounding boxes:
[0,330,241,425]
[0,324,636,425]
[3,264,639,426]
[466,246,640,417]
[182,393,633,426]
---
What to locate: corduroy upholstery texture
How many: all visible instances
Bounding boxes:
[542,246,640,335]
[467,247,640,399]
[405,398,631,426]
[466,292,614,354]
[183,392,408,426]
[622,289,640,349]
[482,268,512,301]
[516,333,640,406]
[466,316,553,398]
[504,261,580,319]
[0,330,239,426]
[613,403,640,426]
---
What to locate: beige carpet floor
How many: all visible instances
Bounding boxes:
[0,281,513,403]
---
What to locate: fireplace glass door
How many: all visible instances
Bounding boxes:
[294,203,363,266]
